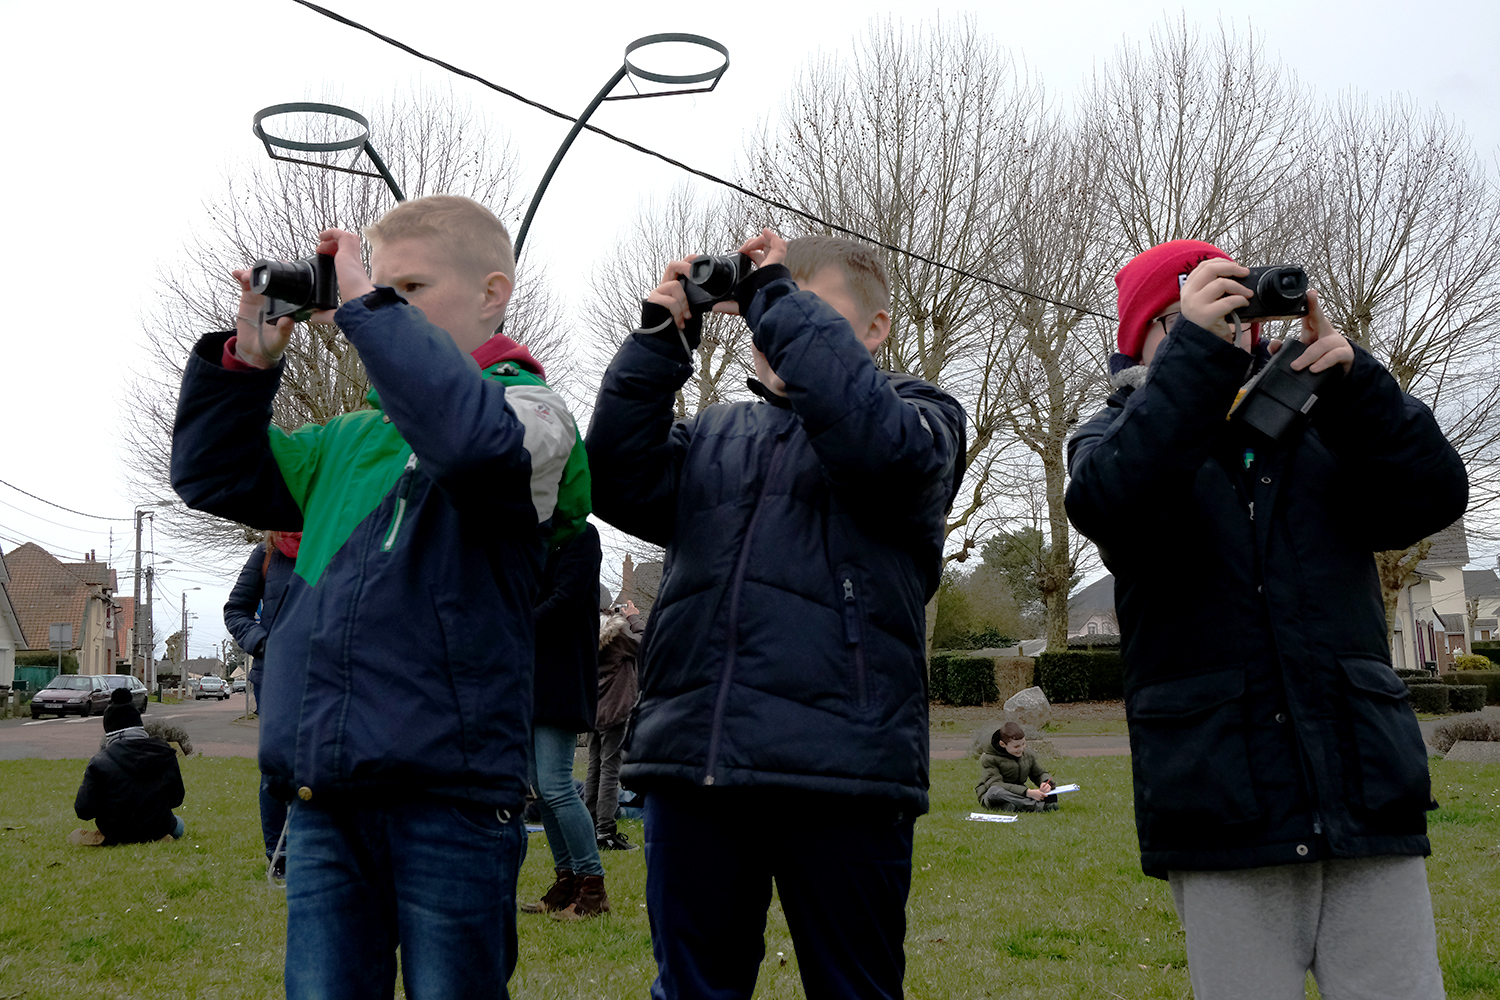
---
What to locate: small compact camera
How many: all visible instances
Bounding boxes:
[250,254,339,323]
[679,252,755,312]
[1230,264,1309,321]
[1229,338,1342,441]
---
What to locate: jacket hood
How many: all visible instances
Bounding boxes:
[472,332,545,379]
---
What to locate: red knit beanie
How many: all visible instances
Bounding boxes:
[1115,240,1233,360]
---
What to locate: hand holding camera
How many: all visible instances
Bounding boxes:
[234,230,376,369]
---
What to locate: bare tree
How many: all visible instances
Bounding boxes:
[128,87,563,555]
[1085,15,1312,261]
[584,184,758,420]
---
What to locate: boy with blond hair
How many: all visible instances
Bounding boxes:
[172,194,587,1000]
[587,229,966,1000]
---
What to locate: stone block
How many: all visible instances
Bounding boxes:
[1004,685,1052,730]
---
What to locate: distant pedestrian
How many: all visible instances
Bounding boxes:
[520,523,609,920]
[975,722,1058,812]
[71,688,185,846]
[587,595,644,851]
[223,530,299,880]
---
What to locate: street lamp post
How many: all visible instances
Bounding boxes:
[179,587,201,695]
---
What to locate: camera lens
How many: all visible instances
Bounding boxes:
[252,259,317,306]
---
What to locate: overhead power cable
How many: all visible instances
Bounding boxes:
[290,0,1119,324]
[0,477,133,522]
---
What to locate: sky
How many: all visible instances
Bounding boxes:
[2,0,1497,658]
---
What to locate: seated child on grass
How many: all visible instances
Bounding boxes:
[975,721,1057,812]
[71,687,185,845]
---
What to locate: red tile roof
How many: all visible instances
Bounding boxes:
[4,542,111,651]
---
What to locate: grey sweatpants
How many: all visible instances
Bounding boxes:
[1169,855,1445,1000]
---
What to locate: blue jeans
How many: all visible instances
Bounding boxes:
[529,724,603,877]
[284,798,522,1000]
[644,786,914,1000]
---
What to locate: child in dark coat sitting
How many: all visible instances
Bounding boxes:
[70,688,185,845]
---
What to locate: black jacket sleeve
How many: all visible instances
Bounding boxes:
[585,311,697,546]
[223,545,268,659]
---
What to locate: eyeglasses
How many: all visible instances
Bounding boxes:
[1154,311,1181,334]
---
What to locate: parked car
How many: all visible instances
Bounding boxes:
[100,674,150,713]
[30,675,111,718]
[194,676,229,700]
[231,677,246,694]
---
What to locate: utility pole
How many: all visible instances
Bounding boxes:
[145,566,157,697]
[133,510,144,678]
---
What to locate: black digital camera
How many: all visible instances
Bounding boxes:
[679,252,755,312]
[1231,264,1309,321]
[250,254,339,323]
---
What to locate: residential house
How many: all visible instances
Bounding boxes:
[115,597,137,678]
[1462,568,1500,642]
[616,554,662,614]
[0,545,30,689]
[1389,519,1472,673]
[5,543,121,676]
[1068,575,1118,639]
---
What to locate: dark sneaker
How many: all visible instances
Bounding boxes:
[596,831,639,852]
[271,856,286,880]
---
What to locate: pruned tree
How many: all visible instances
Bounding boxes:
[128,87,565,555]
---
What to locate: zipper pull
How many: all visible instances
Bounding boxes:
[843,579,855,602]
[1248,501,1255,521]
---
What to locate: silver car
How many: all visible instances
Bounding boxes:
[194,676,229,700]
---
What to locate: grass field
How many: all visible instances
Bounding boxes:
[0,754,1495,999]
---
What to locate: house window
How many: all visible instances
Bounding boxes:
[1087,623,1097,635]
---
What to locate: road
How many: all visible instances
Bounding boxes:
[0,693,259,760]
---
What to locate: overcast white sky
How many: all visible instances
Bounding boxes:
[1,0,1496,656]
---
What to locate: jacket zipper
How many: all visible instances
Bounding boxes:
[382,453,419,552]
[703,437,791,785]
[843,576,867,708]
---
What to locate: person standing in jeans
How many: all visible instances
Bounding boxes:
[588,597,644,851]
[521,523,609,919]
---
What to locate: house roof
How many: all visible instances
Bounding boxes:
[1475,617,1498,630]
[4,542,109,651]
[1439,613,1467,634]
[1067,575,1115,630]
[1418,518,1470,571]
[0,546,29,650]
[115,597,134,635]
[1464,569,1500,599]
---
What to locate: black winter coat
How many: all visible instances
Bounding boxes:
[223,543,296,692]
[75,735,185,844]
[1066,318,1467,878]
[533,523,602,731]
[586,267,967,810]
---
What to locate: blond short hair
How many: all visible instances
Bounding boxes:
[364,195,515,283]
[784,235,891,320]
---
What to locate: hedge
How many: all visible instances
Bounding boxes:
[15,651,79,673]
[929,653,1000,706]
[1409,684,1451,714]
[1034,650,1124,704]
[1471,641,1500,666]
[1449,686,1489,713]
[1441,670,1500,706]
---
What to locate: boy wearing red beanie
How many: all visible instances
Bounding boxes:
[1066,241,1465,999]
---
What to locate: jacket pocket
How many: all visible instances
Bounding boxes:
[836,565,868,710]
[1338,655,1431,812]
[1129,668,1261,823]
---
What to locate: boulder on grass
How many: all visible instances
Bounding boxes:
[1004,686,1052,730]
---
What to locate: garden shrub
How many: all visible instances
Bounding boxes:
[1034,652,1090,703]
[928,655,950,703]
[1408,683,1451,715]
[16,651,79,673]
[1452,653,1492,671]
[945,656,1000,706]
[1440,670,1500,705]
[1432,715,1500,753]
[1448,685,1488,713]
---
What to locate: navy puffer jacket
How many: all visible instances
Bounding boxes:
[1066,318,1467,878]
[586,268,967,811]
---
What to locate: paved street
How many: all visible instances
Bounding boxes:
[0,692,260,760]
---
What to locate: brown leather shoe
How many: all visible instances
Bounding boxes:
[68,828,106,847]
[551,874,609,920]
[520,869,576,914]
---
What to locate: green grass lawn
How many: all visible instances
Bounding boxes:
[1,755,1496,998]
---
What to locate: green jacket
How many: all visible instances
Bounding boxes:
[976,742,1053,802]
